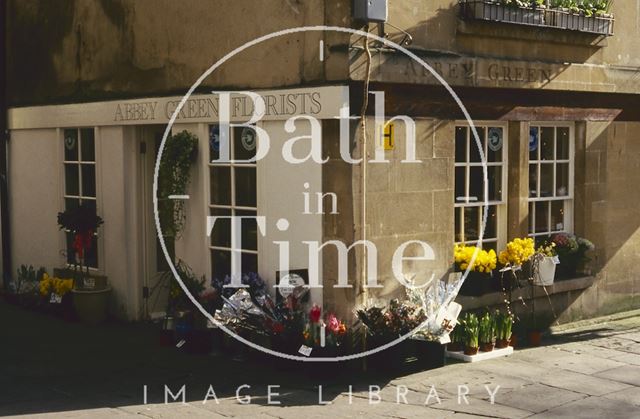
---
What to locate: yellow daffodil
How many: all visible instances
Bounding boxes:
[454,244,497,274]
[498,238,535,267]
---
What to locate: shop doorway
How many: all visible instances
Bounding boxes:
[139,126,175,320]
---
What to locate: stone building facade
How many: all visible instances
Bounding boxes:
[4,0,640,322]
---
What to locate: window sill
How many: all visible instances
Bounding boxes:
[455,275,596,310]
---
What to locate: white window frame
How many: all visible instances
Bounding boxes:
[454,121,509,251]
[207,125,258,278]
[527,122,575,237]
[61,127,101,270]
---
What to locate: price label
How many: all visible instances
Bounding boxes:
[84,278,96,289]
[298,345,312,357]
[50,293,62,304]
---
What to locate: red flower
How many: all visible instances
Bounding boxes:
[326,314,340,333]
[309,304,322,323]
[271,322,284,334]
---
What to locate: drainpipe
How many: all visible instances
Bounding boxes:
[1,0,11,289]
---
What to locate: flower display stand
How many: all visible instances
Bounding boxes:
[445,345,513,363]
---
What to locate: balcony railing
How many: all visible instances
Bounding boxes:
[459,1,614,36]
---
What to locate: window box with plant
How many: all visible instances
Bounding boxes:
[548,233,594,279]
[454,244,498,296]
[460,0,548,26]
[459,0,614,36]
[547,0,614,34]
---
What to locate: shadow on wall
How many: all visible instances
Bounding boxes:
[577,122,640,316]
[350,3,615,98]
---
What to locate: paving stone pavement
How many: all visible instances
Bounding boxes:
[1,302,639,418]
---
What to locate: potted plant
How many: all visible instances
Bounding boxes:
[454,244,497,296]
[551,233,594,278]
[496,237,535,289]
[9,265,46,308]
[533,241,558,286]
[57,204,108,324]
[463,313,480,355]
[38,273,75,320]
[479,312,496,352]
[357,299,427,371]
[447,321,466,352]
[495,311,514,348]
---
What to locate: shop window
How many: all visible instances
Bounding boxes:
[63,128,98,268]
[528,124,573,236]
[208,125,258,280]
[454,124,507,251]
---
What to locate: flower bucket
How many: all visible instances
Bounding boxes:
[528,330,542,347]
[412,339,445,370]
[464,346,479,356]
[495,339,510,349]
[480,342,495,352]
[534,256,556,286]
[72,287,111,324]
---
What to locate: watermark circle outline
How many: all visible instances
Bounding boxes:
[153,25,489,362]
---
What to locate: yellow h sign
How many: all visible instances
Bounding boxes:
[382,122,394,150]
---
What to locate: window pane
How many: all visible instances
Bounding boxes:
[455,167,465,202]
[483,241,497,253]
[234,127,258,162]
[550,200,565,232]
[539,163,554,198]
[455,207,463,242]
[488,166,502,202]
[464,206,480,241]
[83,199,97,215]
[529,164,538,198]
[535,201,549,234]
[65,164,79,196]
[64,129,78,161]
[66,232,77,265]
[65,198,80,211]
[455,127,467,163]
[80,128,95,162]
[237,209,258,251]
[210,166,231,205]
[540,127,555,161]
[482,205,497,241]
[469,167,483,202]
[529,202,535,234]
[210,208,231,248]
[234,166,257,207]
[556,163,569,197]
[212,249,231,280]
[84,235,98,268]
[469,126,484,163]
[556,127,570,160]
[209,125,221,162]
[242,252,258,274]
[81,164,96,197]
[487,127,503,162]
[529,127,539,161]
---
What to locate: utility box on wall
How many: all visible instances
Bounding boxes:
[353,0,388,23]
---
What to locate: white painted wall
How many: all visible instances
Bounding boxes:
[9,129,61,272]
[257,120,323,304]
